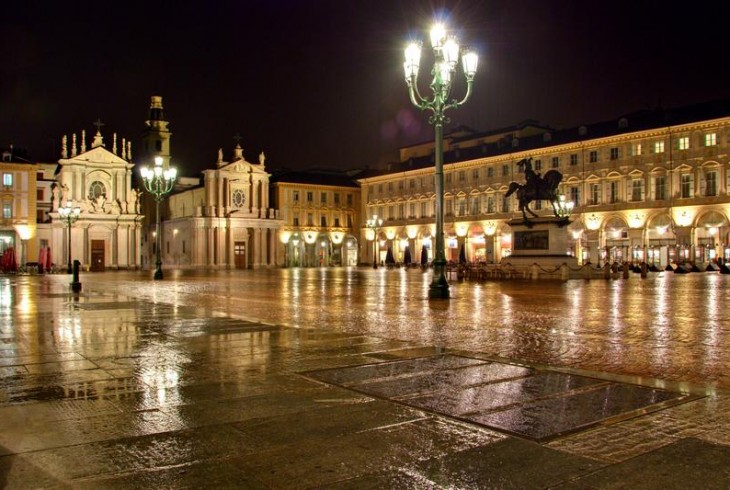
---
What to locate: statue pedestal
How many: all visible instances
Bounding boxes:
[501,217,577,274]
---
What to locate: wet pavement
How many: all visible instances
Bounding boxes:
[1,268,729,488]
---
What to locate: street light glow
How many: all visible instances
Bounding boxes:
[403,20,479,299]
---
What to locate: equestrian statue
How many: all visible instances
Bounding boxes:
[505,157,563,223]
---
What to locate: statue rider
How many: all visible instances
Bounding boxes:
[523,158,541,191]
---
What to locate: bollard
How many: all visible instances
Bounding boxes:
[622,263,629,279]
[603,263,611,279]
[70,259,82,293]
[531,263,539,280]
[640,262,648,278]
[560,263,569,281]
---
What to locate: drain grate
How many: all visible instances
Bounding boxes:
[304,355,699,442]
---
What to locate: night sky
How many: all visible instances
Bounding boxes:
[2,0,729,176]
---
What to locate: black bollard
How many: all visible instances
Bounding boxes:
[70,259,82,293]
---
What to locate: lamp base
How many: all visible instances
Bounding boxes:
[154,269,163,280]
[428,275,450,299]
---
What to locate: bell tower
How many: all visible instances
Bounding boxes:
[140,95,172,168]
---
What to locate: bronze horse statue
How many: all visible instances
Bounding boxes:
[505,157,563,222]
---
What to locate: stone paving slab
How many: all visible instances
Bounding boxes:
[553,437,730,489]
[305,355,697,442]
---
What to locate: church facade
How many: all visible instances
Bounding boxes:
[137,96,283,271]
[41,126,143,271]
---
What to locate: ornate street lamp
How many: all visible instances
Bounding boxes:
[57,200,81,273]
[404,22,479,299]
[555,194,575,219]
[140,156,177,280]
[366,215,383,269]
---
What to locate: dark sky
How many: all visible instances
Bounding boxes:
[2,0,729,176]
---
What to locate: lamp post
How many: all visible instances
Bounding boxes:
[140,156,177,280]
[366,215,383,269]
[555,194,575,219]
[57,200,81,273]
[404,23,479,299]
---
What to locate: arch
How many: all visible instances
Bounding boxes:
[696,209,728,228]
[646,213,673,229]
[603,215,628,231]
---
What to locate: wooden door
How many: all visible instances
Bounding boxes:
[234,241,246,269]
[91,240,105,272]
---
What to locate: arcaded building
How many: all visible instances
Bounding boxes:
[358,99,730,269]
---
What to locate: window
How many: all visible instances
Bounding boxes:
[610,148,619,160]
[37,189,44,200]
[306,192,313,203]
[590,184,600,205]
[633,143,642,156]
[334,193,340,205]
[293,190,299,203]
[232,189,245,208]
[398,204,404,219]
[631,179,643,201]
[458,198,466,216]
[321,216,327,227]
[487,196,495,214]
[347,194,353,206]
[654,141,665,153]
[609,181,619,203]
[388,205,394,220]
[420,202,427,217]
[398,180,404,190]
[293,216,299,226]
[88,181,107,200]
[502,195,510,212]
[502,165,509,176]
[320,192,327,204]
[589,151,598,163]
[458,171,465,182]
[37,210,45,222]
[534,199,542,210]
[409,203,416,217]
[445,173,452,184]
[534,159,542,171]
[680,174,692,198]
[570,154,578,166]
[470,196,479,215]
[409,179,415,189]
[307,213,313,225]
[182,241,186,254]
[552,157,560,168]
[678,137,690,150]
[487,167,494,178]
[378,184,383,193]
[655,176,666,201]
[445,200,453,216]
[705,133,717,146]
[334,217,340,227]
[387,182,393,192]
[155,140,162,152]
[569,186,580,205]
[706,171,717,197]
[347,215,353,227]
[472,169,479,180]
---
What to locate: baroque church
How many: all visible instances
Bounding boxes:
[39,95,282,272]
[139,96,283,270]
[41,122,142,271]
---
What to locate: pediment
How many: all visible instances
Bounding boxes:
[220,160,267,174]
[60,146,129,166]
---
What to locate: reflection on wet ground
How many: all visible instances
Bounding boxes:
[72,268,730,390]
[0,269,729,488]
[305,355,696,442]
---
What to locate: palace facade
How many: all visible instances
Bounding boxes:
[271,170,361,267]
[358,100,730,269]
